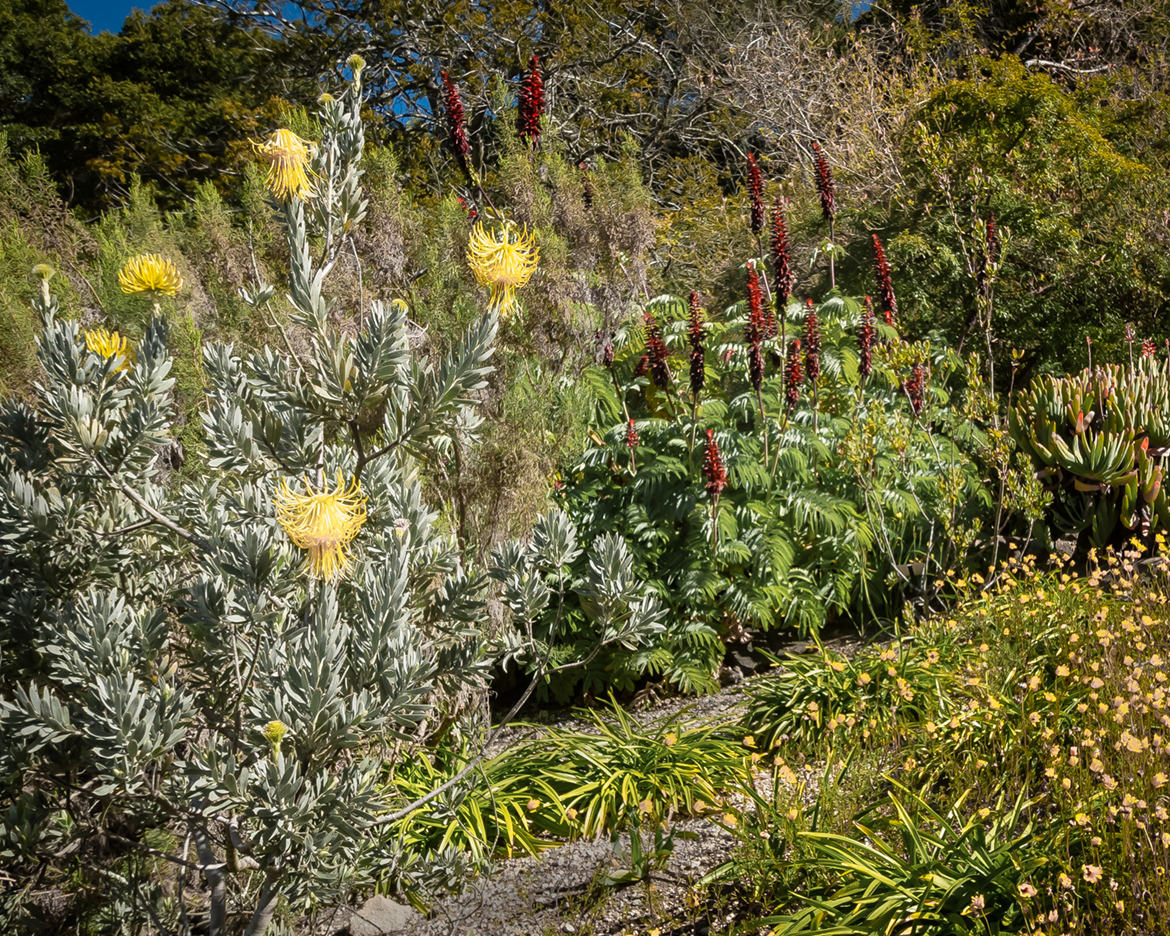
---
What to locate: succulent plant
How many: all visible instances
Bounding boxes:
[1010,356,1170,545]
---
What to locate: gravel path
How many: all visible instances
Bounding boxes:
[388,678,823,936]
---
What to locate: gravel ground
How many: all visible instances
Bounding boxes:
[389,676,827,936]
[328,628,869,936]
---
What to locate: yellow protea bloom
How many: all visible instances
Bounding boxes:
[466,221,539,316]
[254,129,315,201]
[118,254,183,296]
[261,720,288,747]
[275,470,368,580]
[84,327,135,369]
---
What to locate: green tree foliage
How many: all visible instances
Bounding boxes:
[861,57,1170,379]
[0,0,309,207]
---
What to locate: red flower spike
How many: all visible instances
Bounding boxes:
[518,55,545,148]
[749,344,764,394]
[579,161,593,210]
[771,197,794,309]
[1143,338,1157,358]
[905,363,927,417]
[872,234,898,327]
[634,354,649,378]
[785,339,803,410]
[747,153,765,236]
[859,296,876,379]
[804,300,821,386]
[441,70,472,180]
[703,429,728,502]
[745,266,767,346]
[644,312,671,389]
[626,418,640,448]
[978,212,998,296]
[689,291,706,396]
[811,141,836,221]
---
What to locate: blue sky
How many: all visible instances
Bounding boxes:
[68,1,163,34]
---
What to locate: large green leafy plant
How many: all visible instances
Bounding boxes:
[544,278,988,701]
[0,65,658,934]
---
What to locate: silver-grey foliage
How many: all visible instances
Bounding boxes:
[0,64,661,936]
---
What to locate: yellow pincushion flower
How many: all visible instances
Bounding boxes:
[254,129,316,201]
[84,328,135,369]
[275,470,368,580]
[118,254,183,296]
[466,221,539,316]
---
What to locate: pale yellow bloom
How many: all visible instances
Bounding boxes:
[254,129,316,201]
[118,254,183,296]
[261,719,289,753]
[84,328,134,369]
[275,470,368,580]
[466,221,539,316]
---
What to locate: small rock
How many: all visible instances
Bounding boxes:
[562,924,576,933]
[348,895,421,935]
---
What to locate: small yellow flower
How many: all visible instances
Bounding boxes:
[84,328,135,370]
[254,128,316,201]
[118,254,183,296]
[1083,863,1104,884]
[638,799,653,814]
[565,806,578,820]
[32,263,55,282]
[275,470,368,580]
[663,732,677,747]
[261,719,289,749]
[743,734,756,748]
[526,798,541,812]
[466,221,539,316]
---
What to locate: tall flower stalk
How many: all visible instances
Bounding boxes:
[872,234,897,327]
[858,296,876,386]
[703,428,727,545]
[440,71,473,182]
[805,300,821,431]
[688,291,705,451]
[746,265,769,462]
[812,141,837,289]
[771,197,794,348]
[626,418,640,474]
[518,55,545,149]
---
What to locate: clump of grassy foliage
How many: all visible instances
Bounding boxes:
[725,541,1170,935]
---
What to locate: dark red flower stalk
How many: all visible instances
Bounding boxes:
[634,354,649,378]
[626,418,640,448]
[643,312,671,389]
[977,212,998,296]
[811,141,836,221]
[905,363,927,417]
[872,234,898,327]
[518,55,545,147]
[1143,338,1157,358]
[745,266,767,345]
[785,339,803,409]
[703,429,727,502]
[603,341,615,368]
[441,70,472,180]
[579,161,593,209]
[747,153,765,236]
[771,197,794,309]
[859,296,876,379]
[456,195,478,224]
[804,300,821,386]
[688,291,705,396]
[749,344,764,394]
